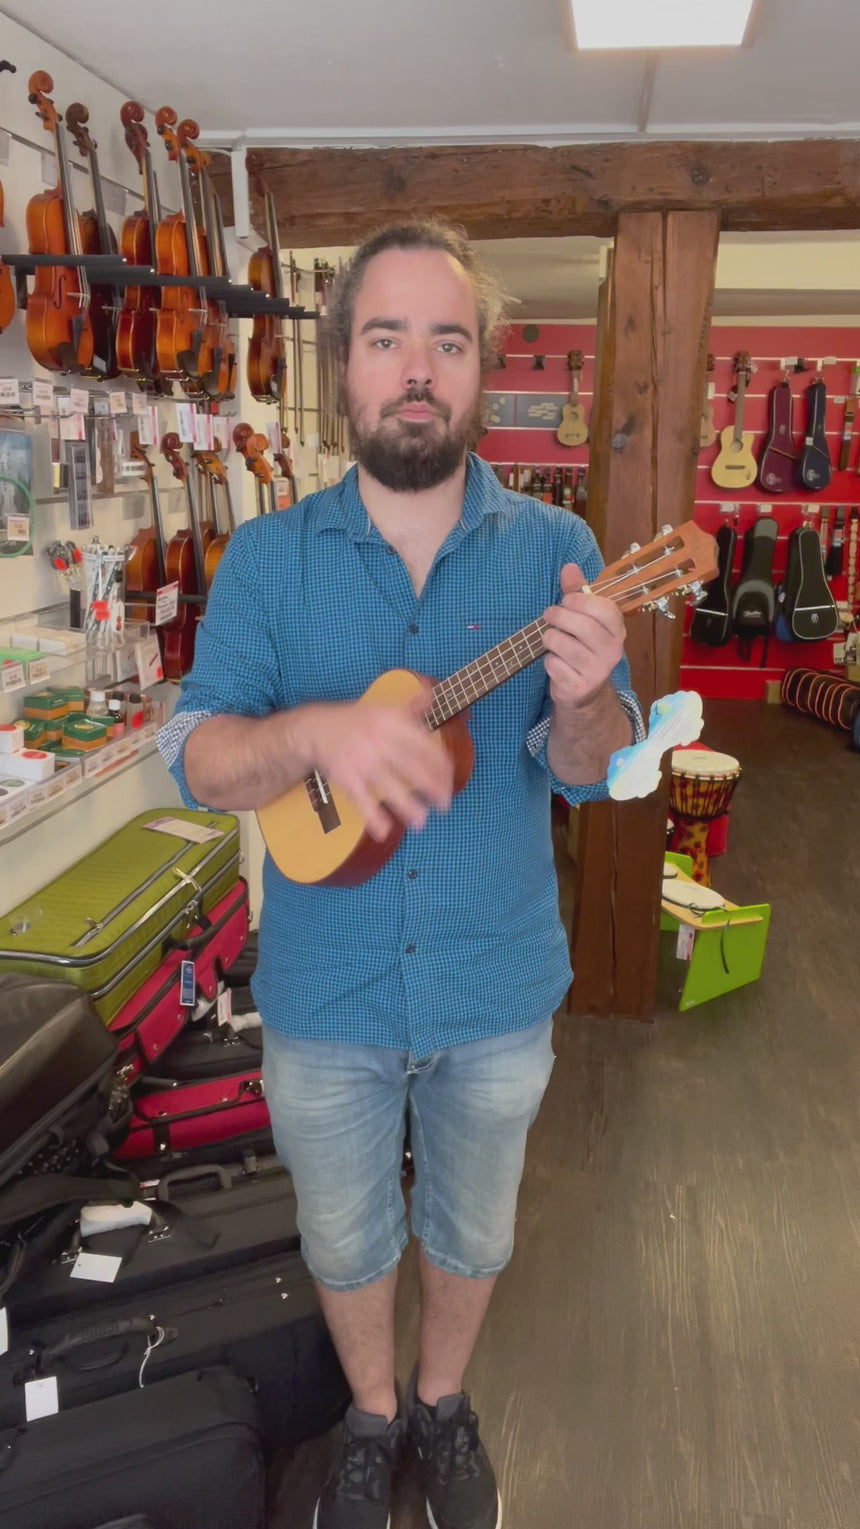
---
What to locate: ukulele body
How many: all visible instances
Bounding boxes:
[556,402,588,448]
[256,669,474,888]
[711,426,757,489]
[25,188,94,371]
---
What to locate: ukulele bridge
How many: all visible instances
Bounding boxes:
[305,770,340,834]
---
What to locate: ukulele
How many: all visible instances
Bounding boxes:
[757,376,798,493]
[0,183,16,333]
[24,71,95,373]
[160,432,207,679]
[64,102,119,380]
[256,522,718,887]
[125,432,168,623]
[711,353,756,489]
[555,351,588,447]
[153,107,213,388]
[116,102,164,387]
[233,423,277,515]
[698,354,716,450]
[247,153,289,404]
[839,366,859,472]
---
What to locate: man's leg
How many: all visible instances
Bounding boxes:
[415,1252,496,1407]
[315,1269,399,1420]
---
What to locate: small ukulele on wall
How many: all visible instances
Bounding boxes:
[711,352,757,490]
[556,350,588,447]
[698,354,717,450]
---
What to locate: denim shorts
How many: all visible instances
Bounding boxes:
[261,1018,555,1292]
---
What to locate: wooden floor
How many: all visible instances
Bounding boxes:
[271,701,860,1529]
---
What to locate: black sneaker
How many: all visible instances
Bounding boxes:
[313,1403,405,1529]
[406,1369,501,1529]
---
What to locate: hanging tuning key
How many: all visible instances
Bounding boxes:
[654,596,676,619]
[687,580,707,605]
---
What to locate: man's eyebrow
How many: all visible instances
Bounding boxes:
[357,318,475,342]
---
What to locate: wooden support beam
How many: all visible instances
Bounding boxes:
[209,139,860,246]
[569,210,720,1021]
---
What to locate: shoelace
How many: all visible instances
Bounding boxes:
[334,1434,392,1502]
[425,1403,482,1482]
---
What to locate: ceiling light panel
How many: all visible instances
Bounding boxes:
[571,0,755,50]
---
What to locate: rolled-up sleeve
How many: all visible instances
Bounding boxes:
[526,517,645,808]
[157,524,281,809]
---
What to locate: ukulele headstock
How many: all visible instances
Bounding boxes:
[65,102,96,159]
[734,351,752,384]
[28,72,59,135]
[161,431,187,482]
[566,349,584,374]
[592,522,718,617]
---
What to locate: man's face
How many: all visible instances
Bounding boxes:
[342,246,484,493]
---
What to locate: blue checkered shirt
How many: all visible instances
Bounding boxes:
[159,453,643,1053]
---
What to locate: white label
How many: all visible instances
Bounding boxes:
[0,802,8,827]
[0,377,20,405]
[145,815,224,844]
[109,390,128,416]
[1,662,25,693]
[27,782,51,809]
[135,410,155,447]
[93,397,110,417]
[154,580,179,626]
[70,1250,123,1284]
[58,761,82,789]
[28,657,50,684]
[32,379,54,408]
[59,413,86,442]
[132,391,149,417]
[80,1201,152,1236]
[134,635,164,689]
[120,459,147,476]
[217,987,233,1026]
[266,420,282,455]
[175,401,195,443]
[707,381,716,400]
[6,515,30,542]
[25,1376,59,1422]
[193,410,215,451]
[676,925,695,961]
[0,1307,7,1355]
[68,387,89,415]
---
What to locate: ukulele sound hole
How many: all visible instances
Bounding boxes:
[305,773,341,834]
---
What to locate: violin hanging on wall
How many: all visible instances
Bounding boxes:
[65,101,119,380]
[246,152,288,404]
[0,182,16,333]
[25,71,94,373]
[153,105,213,390]
[117,101,165,389]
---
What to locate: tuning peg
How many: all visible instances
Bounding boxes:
[687,580,707,604]
[627,541,641,555]
[654,596,676,619]
[660,523,673,537]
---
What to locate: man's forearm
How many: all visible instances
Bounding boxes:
[183,706,322,810]
[546,683,632,787]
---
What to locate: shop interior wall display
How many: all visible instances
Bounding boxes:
[478,322,860,701]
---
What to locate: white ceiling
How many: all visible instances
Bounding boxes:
[3,0,860,144]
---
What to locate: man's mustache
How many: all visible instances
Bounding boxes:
[381,390,451,423]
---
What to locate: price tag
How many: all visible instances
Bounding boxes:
[24,1376,59,1422]
[134,634,164,689]
[27,782,51,809]
[175,401,195,442]
[131,391,149,417]
[59,413,86,442]
[266,420,282,455]
[28,657,50,684]
[71,1250,122,1284]
[0,1307,7,1357]
[135,410,155,447]
[68,386,89,415]
[58,761,82,789]
[6,515,30,542]
[676,925,695,961]
[1,662,26,693]
[217,987,233,1026]
[154,580,179,626]
[193,410,215,451]
[93,396,110,416]
[32,379,54,409]
[109,390,128,416]
[0,377,20,405]
[7,792,31,822]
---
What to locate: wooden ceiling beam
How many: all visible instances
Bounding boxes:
[209,138,860,246]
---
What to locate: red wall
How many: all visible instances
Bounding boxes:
[478,323,860,701]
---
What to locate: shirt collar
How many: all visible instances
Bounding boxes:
[311,453,506,541]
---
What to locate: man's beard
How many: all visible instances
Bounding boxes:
[343,383,485,493]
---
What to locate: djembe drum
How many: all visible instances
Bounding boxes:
[669,748,742,886]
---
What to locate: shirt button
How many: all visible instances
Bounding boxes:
[405,943,416,954]
[407,623,418,634]
[407,869,418,880]
[385,545,397,555]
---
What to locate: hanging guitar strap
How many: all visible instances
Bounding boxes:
[799,379,832,490]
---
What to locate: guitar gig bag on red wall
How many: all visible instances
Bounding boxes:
[0,1367,266,1529]
[798,377,832,490]
[732,517,778,664]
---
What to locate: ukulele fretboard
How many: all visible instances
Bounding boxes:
[426,619,548,728]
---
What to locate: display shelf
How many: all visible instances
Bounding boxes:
[0,720,161,845]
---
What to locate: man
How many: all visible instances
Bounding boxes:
[159,218,642,1529]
